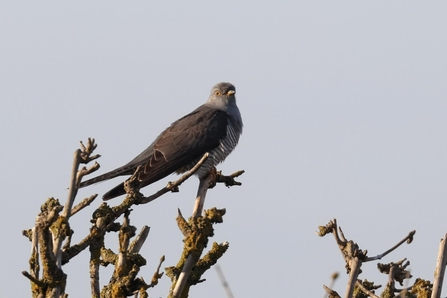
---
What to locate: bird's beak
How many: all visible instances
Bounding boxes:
[227,90,235,96]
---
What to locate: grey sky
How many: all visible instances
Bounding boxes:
[1,2,446,297]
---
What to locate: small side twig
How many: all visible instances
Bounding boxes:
[355,280,380,298]
[364,230,415,262]
[323,272,339,298]
[70,194,98,216]
[139,153,209,204]
[22,271,45,286]
[215,264,234,298]
[213,170,244,187]
[323,285,341,298]
[148,255,165,288]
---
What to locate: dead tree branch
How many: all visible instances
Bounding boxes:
[318,219,417,298]
[23,139,242,298]
[432,234,447,298]
[168,206,228,298]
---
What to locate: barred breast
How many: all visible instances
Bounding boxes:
[182,120,241,179]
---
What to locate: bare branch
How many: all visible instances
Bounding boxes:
[215,264,234,298]
[139,153,209,204]
[79,138,101,164]
[129,226,150,254]
[22,270,45,286]
[76,162,100,188]
[364,230,416,262]
[431,234,447,298]
[70,194,98,216]
[212,170,244,188]
[172,175,212,297]
[320,220,419,298]
[63,149,82,219]
[30,227,40,279]
[355,280,381,298]
[25,139,241,297]
[323,285,341,298]
[345,257,361,298]
[148,255,165,288]
[169,207,227,298]
[53,149,83,271]
[323,272,339,298]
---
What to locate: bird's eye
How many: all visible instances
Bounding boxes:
[215,91,221,96]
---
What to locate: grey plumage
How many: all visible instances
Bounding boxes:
[79,82,243,200]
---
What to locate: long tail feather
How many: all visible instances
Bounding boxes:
[79,167,131,188]
[102,183,126,200]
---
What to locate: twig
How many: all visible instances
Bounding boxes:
[70,194,98,216]
[139,153,209,204]
[129,226,150,254]
[215,264,234,298]
[323,285,341,298]
[76,162,100,188]
[364,230,415,262]
[391,287,413,298]
[148,255,165,288]
[432,234,447,298]
[356,280,380,298]
[323,272,339,298]
[22,270,45,286]
[214,170,244,187]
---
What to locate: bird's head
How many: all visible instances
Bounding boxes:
[206,82,237,109]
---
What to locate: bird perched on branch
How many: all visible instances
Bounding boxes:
[79,82,243,200]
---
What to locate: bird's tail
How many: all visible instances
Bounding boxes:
[102,183,126,201]
[79,167,131,188]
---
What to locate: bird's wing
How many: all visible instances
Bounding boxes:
[101,106,229,200]
[137,105,229,185]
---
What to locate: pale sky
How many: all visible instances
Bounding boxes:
[1,2,447,297]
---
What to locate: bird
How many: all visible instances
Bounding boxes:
[79,82,243,200]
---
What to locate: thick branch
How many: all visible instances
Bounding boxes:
[431,234,447,298]
[172,174,213,297]
[345,257,361,298]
